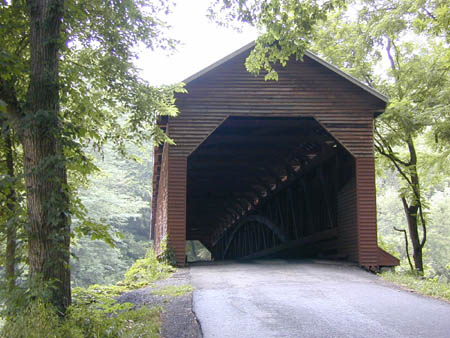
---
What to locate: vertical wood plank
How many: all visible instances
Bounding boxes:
[356,156,378,267]
[337,178,358,262]
[167,152,187,266]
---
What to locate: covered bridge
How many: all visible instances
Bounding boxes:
[151,42,399,269]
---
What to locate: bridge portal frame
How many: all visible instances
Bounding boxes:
[151,42,399,269]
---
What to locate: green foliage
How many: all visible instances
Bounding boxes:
[67,303,160,338]
[71,248,174,313]
[380,270,450,301]
[152,284,194,297]
[1,301,83,338]
[71,142,153,287]
[122,248,175,289]
[1,247,172,337]
[72,285,130,312]
[157,235,176,266]
[72,247,174,307]
[186,240,212,262]
[209,0,344,79]
[0,298,161,338]
[71,238,130,287]
[423,186,450,278]
[377,170,450,277]
[0,274,65,317]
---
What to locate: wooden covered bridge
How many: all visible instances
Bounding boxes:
[151,42,399,269]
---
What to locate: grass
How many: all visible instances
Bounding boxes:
[152,284,194,297]
[380,271,450,302]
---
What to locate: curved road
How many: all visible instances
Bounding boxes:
[190,260,450,338]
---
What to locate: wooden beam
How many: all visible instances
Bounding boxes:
[200,134,332,146]
[222,214,289,258]
[240,228,338,260]
[319,166,335,229]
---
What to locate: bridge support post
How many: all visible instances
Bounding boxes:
[356,156,378,267]
[167,153,187,266]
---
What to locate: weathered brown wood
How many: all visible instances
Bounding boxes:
[356,156,379,267]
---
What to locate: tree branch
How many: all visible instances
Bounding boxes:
[386,37,397,72]
[385,37,404,98]
[374,126,410,167]
[374,139,413,187]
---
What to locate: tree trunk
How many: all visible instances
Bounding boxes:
[401,138,425,274]
[402,199,424,273]
[4,129,17,290]
[24,0,71,313]
[407,209,424,273]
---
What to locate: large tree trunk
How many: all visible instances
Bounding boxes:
[24,0,71,313]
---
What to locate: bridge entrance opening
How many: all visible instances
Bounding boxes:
[186,116,356,261]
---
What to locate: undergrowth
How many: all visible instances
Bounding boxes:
[380,270,450,302]
[152,284,194,297]
[1,248,175,337]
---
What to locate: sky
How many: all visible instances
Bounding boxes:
[136,0,257,86]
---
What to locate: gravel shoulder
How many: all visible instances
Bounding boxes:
[117,269,202,338]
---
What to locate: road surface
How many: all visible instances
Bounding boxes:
[190,260,450,338]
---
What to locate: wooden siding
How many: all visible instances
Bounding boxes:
[167,154,187,266]
[356,156,378,266]
[337,178,358,262]
[171,51,384,158]
[378,247,400,266]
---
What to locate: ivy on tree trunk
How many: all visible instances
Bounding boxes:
[22,0,71,312]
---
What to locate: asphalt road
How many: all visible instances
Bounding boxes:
[190,260,450,338]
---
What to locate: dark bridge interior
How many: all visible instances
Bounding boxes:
[186,116,355,260]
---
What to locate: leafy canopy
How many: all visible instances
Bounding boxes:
[209,0,344,79]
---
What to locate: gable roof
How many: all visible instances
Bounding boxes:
[183,41,388,103]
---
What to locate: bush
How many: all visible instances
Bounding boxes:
[66,303,161,338]
[1,301,83,338]
[0,248,171,337]
[122,248,175,289]
[1,300,161,338]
